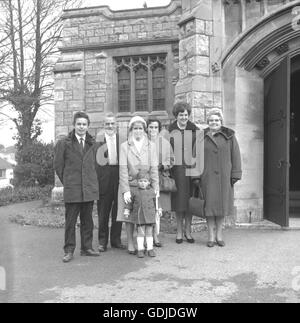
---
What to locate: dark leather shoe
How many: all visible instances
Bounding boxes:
[176,238,183,244]
[80,249,100,257]
[206,241,215,248]
[98,245,107,252]
[216,240,225,247]
[63,253,73,263]
[184,234,195,243]
[128,249,137,255]
[111,243,126,249]
[154,241,162,248]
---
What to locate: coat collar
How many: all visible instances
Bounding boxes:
[204,126,235,140]
[169,120,198,132]
[127,134,151,158]
[67,129,95,146]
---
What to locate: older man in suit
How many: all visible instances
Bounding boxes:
[96,113,125,252]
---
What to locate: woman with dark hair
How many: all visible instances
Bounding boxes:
[117,116,159,254]
[147,118,175,247]
[169,102,198,244]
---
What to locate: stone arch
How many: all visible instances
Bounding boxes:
[222,1,300,77]
[220,1,300,223]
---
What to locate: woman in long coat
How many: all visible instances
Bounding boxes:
[147,118,175,247]
[194,108,242,247]
[117,116,159,254]
[169,102,198,244]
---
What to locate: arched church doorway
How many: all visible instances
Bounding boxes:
[264,54,300,227]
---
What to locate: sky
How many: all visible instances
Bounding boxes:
[0,0,171,148]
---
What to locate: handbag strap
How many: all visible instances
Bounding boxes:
[192,181,204,199]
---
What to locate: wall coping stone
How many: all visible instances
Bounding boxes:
[62,0,182,20]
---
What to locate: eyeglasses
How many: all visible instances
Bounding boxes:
[208,119,221,122]
[105,122,116,126]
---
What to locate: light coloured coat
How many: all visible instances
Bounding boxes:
[117,135,159,223]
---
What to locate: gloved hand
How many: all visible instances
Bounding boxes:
[157,208,163,218]
[231,178,239,186]
[123,191,132,204]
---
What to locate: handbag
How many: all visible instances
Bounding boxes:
[159,170,177,193]
[189,183,205,218]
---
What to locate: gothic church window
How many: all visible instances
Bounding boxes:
[115,54,166,113]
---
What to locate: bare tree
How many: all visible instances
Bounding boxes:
[0,0,81,149]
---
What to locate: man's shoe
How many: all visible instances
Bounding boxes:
[154,241,162,248]
[63,253,73,263]
[98,245,107,252]
[111,243,126,249]
[80,249,100,257]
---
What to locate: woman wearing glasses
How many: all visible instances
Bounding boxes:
[194,108,242,247]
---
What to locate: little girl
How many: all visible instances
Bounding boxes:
[124,171,161,258]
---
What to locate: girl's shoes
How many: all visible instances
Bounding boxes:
[128,249,137,255]
[137,250,145,258]
[137,250,156,257]
[147,250,156,257]
[176,238,183,244]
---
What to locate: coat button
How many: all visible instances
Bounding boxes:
[215,171,219,175]
[214,150,218,154]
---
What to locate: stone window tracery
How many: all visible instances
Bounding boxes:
[115,54,167,113]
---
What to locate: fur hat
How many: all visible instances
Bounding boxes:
[128,116,147,129]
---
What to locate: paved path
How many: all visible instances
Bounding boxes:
[1,201,300,303]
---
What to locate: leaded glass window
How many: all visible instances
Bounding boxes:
[115,54,167,113]
[118,68,131,112]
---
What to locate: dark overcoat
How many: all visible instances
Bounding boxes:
[169,120,198,213]
[54,130,99,203]
[200,127,242,217]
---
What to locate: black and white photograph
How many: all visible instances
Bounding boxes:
[1,0,300,307]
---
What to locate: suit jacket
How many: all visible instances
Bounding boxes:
[96,132,120,195]
[54,130,99,203]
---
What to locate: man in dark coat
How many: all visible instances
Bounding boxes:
[95,113,125,252]
[54,111,100,263]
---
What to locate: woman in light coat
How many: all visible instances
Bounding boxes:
[117,116,159,254]
[193,108,242,247]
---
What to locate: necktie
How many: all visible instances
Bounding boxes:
[80,138,84,153]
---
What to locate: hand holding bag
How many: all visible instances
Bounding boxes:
[159,170,177,193]
[189,182,205,218]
